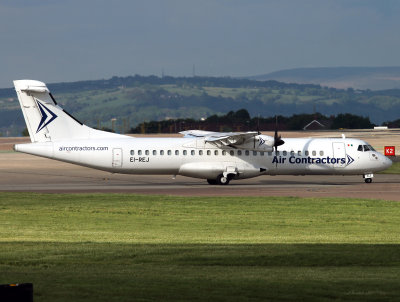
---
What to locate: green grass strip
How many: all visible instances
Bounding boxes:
[1,193,400,301]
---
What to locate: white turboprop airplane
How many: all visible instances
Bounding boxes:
[13,80,392,185]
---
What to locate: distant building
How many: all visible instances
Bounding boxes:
[303,120,326,130]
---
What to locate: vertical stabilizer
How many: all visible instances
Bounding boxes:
[14,80,121,142]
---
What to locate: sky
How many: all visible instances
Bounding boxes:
[1,0,400,88]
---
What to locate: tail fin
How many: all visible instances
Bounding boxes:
[14,80,119,142]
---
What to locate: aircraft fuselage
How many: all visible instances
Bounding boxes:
[14,136,392,182]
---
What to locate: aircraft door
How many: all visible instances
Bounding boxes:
[112,148,123,168]
[332,142,346,168]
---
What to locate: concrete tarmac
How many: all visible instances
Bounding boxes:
[1,152,399,201]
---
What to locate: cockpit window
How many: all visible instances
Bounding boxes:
[358,144,376,152]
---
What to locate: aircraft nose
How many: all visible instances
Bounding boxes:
[383,156,393,169]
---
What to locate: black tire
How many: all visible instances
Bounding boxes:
[207,179,218,185]
[364,178,372,183]
[216,174,230,185]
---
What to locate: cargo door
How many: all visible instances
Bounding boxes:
[332,142,346,168]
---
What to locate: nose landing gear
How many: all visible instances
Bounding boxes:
[363,173,374,183]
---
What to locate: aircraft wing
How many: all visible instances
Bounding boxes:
[180,130,219,138]
[180,130,259,147]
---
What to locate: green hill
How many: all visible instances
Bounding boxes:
[1,75,400,136]
[249,67,400,90]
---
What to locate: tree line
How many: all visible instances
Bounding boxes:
[128,109,374,134]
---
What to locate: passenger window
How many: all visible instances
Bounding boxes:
[191,150,195,156]
[138,150,142,155]
[319,151,324,156]
[175,150,179,155]
[312,151,316,156]
[238,150,242,156]
[260,151,264,156]
[207,150,211,156]
[357,145,363,152]
[145,150,149,156]
[160,150,164,155]
[298,151,301,156]
[214,150,218,156]
[268,151,272,156]
[283,151,287,156]
[276,151,280,156]
[167,150,171,155]
[253,151,257,156]
[153,150,157,155]
[245,150,250,156]
[305,151,309,156]
[130,150,134,156]
[199,150,203,155]
[290,151,295,156]
[183,150,187,155]
[222,150,226,155]
[230,150,234,156]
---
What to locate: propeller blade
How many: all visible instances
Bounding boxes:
[273,115,285,168]
[254,116,260,149]
[273,116,285,147]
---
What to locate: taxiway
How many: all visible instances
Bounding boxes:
[0,152,398,201]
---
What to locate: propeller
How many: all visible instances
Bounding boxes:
[253,116,261,149]
[273,116,285,167]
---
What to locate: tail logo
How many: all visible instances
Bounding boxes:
[36,100,57,133]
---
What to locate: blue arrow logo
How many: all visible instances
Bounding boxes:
[36,100,57,133]
[347,154,354,166]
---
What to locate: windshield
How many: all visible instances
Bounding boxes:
[358,144,376,152]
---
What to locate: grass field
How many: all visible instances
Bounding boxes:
[1,193,400,301]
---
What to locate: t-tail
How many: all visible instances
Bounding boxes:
[14,80,121,143]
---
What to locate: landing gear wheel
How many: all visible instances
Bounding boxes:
[365,178,372,183]
[207,179,218,185]
[217,174,230,185]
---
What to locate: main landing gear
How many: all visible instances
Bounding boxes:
[207,174,232,185]
[363,173,374,183]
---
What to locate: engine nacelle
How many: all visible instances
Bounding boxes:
[238,135,274,152]
[179,161,267,180]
